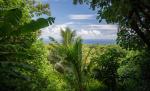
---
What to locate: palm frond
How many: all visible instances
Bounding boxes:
[60,27,76,45]
[19,17,55,33]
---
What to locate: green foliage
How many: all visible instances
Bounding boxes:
[19,17,54,34]
[48,28,92,91]
[73,0,150,48]
[1,0,150,90]
[85,45,150,91]
[118,50,150,91]
[87,79,107,91]
[90,45,126,91]
[0,0,57,91]
[117,26,146,50]
[60,27,76,45]
[0,0,54,35]
[0,40,60,91]
[73,0,150,25]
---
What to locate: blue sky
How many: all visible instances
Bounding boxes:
[40,0,118,40]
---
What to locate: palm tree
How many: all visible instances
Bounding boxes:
[49,27,91,91]
[60,27,76,46]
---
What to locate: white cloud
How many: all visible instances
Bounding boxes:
[40,22,74,40]
[40,23,117,41]
[82,24,118,30]
[75,24,118,39]
[76,29,116,39]
[63,22,75,25]
[77,29,102,39]
[77,29,88,35]
[69,14,95,20]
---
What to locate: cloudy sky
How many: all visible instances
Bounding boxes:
[40,0,118,41]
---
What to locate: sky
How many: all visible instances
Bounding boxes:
[40,0,118,41]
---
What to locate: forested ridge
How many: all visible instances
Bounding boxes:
[0,0,150,91]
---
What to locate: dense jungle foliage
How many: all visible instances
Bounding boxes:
[0,0,150,91]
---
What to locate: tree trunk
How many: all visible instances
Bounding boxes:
[130,20,150,49]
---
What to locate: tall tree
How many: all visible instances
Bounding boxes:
[49,28,91,91]
[73,0,150,48]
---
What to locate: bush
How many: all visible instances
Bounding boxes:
[90,45,126,91]
[0,40,67,91]
[118,50,150,91]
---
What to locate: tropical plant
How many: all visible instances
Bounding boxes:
[48,27,92,91]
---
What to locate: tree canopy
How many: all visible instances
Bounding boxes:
[0,0,54,34]
[0,0,55,90]
[73,0,150,48]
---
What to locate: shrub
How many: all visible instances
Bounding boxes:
[90,45,126,91]
[118,50,150,91]
[0,40,65,91]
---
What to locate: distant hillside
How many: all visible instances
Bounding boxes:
[83,39,116,44]
[42,38,116,45]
